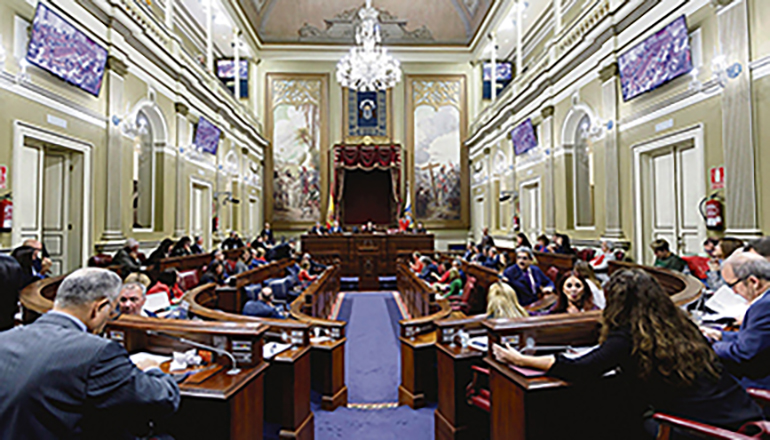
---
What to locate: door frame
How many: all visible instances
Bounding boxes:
[189,177,213,251]
[632,124,705,263]
[12,121,92,268]
[519,176,543,241]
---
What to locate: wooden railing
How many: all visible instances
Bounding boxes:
[186,264,349,411]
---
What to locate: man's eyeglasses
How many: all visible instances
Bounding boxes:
[725,276,748,290]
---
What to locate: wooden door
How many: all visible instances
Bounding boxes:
[42,151,71,275]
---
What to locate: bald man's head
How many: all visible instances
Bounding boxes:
[722,252,770,302]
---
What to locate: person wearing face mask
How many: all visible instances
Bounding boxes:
[0,268,180,439]
[547,270,597,314]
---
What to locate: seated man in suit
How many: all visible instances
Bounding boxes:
[0,268,180,439]
[221,231,245,250]
[415,222,427,234]
[309,221,326,235]
[702,252,770,413]
[113,238,143,277]
[418,256,439,281]
[243,286,286,319]
[328,219,343,234]
[260,222,275,246]
[190,235,205,254]
[503,247,554,306]
[482,247,504,271]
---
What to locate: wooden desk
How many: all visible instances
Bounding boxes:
[301,233,434,290]
[435,315,487,440]
[104,316,270,440]
[397,263,452,409]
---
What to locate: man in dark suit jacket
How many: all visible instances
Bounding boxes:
[243,286,285,319]
[503,247,554,306]
[0,268,180,439]
[0,254,23,331]
[113,238,143,276]
[260,222,275,245]
[704,253,770,407]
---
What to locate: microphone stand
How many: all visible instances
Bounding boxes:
[146,330,241,375]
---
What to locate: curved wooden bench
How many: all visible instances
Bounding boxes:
[434,262,703,439]
[19,262,315,440]
[397,262,452,409]
[187,264,349,412]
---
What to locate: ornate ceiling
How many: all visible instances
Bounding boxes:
[237,0,495,46]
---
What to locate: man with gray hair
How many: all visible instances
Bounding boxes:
[0,268,180,439]
[701,252,770,402]
[118,282,153,317]
[113,238,143,276]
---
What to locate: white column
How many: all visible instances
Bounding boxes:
[101,56,128,244]
[515,1,523,76]
[490,33,497,101]
[541,106,556,234]
[233,31,240,100]
[165,0,174,30]
[718,0,760,238]
[174,103,189,238]
[206,0,213,72]
[599,64,624,239]
[553,0,562,34]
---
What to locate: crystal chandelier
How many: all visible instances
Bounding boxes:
[336,0,402,92]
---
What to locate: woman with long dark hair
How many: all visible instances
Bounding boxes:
[516,232,532,249]
[170,236,193,258]
[554,233,576,255]
[493,269,764,436]
[147,238,174,264]
[547,270,597,314]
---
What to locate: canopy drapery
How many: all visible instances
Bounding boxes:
[332,144,402,223]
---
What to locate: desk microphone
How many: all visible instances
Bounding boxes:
[146,330,241,376]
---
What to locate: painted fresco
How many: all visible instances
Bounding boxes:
[271,79,322,223]
[413,80,462,221]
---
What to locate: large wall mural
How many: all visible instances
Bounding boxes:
[267,74,327,227]
[408,76,468,228]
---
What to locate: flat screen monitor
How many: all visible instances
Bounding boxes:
[511,118,537,156]
[482,62,513,99]
[618,15,693,101]
[26,3,108,97]
[194,117,221,155]
[216,59,249,79]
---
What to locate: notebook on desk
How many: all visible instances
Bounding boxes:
[508,365,546,377]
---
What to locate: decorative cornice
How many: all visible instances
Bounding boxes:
[541,106,555,119]
[598,63,618,82]
[107,56,128,77]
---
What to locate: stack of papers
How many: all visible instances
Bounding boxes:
[263,342,292,360]
[704,286,749,321]
[129,352,172,367]
[468,336,488,351]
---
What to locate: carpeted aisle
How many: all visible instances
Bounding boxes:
[313,291,435,440]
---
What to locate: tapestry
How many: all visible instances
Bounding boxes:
[412,79,463,222]
[270,77,324,224]
[345,89,389,141]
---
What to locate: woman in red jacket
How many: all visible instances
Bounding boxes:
[147,268,184,302]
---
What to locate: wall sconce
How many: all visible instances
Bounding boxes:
[111,110,147,139]
[16,57,30,84]
[689,54,742,92]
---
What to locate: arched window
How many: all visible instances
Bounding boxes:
[133,111,154,229]
[574,114,594,227]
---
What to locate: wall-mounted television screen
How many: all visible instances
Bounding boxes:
[216,59,249,98]
[511,118,537,156]
[194,117,221,155]
[26,3,108,97]
[216,59,249,79]
[618,15,692,102]
[482,62,513,99]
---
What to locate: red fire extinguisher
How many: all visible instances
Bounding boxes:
[0,196,12,233]
[512,215,520,232]
[699,194,724,231]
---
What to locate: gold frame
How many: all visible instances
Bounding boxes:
[341,88,393,144]
[264,73,329,230]
[405,74,469,230]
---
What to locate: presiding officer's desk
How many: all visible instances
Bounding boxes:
[19,275,271,440]
[301,233,434,290]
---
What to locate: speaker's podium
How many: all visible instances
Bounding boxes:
[105,316,270,440]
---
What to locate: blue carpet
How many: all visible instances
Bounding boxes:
[312,291,433,439]
[345,292,402,403]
